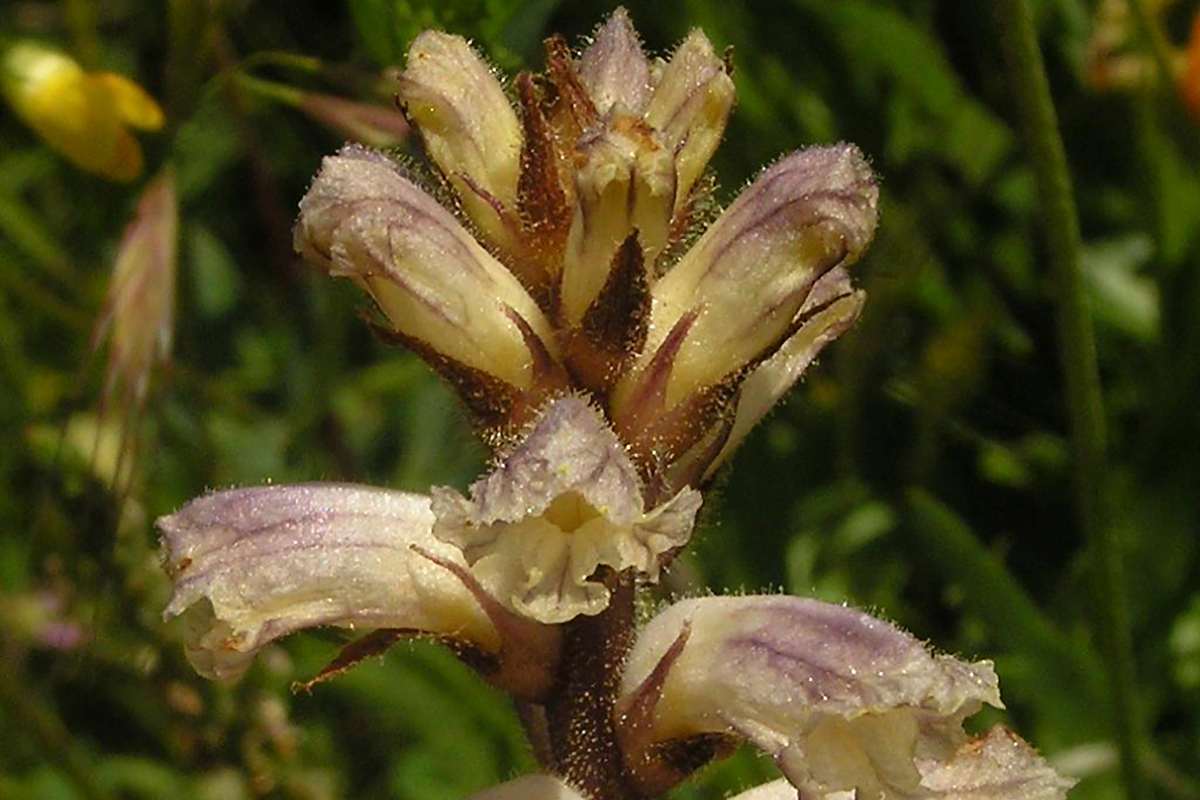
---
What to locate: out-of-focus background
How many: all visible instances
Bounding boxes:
[2,1,1198,798]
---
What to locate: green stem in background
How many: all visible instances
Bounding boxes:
[0,659,111,800]
[994,3,1147,799]
[1125,0,1177,91]
[231,72,305,108]
[63,0,100,68]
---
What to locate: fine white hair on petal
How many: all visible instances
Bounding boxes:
[158,483,496,681]
[577,7,653,115]
[432,396,701,624]
[293,145,556,389]
[915,726,1076,800]
[643,28,735,210]
[396,30,522,246]
[465,774,588,800]
[620,595,1008,800]
[616,144,878,415]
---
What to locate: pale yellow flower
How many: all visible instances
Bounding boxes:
[1,41,163,182]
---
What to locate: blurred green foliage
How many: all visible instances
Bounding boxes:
[1,0,1198,798]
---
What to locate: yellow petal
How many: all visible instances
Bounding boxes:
[98,127,144,183]
[94,72,165,131]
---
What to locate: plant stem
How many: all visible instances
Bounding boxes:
[1126,0,1177,91]
[994,3,1147,799]
[545,574,638,800]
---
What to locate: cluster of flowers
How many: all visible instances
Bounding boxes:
[158,10,1073,799]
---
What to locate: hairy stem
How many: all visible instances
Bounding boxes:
[995,3,1147,799]
[545,574,639,800]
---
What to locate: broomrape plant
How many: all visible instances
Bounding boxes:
[158,9,1073,799]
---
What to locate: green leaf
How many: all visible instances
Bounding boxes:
[789,0,1013,184]
[185,223,241,319]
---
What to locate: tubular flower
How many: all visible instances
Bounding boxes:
[616,596,1074,800]
[432,396,700,624]
[1,41,163,181]
[160,8,1075,800]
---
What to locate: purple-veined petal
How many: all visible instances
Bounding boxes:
[644,29,735,210]
[432,396,700,623]
[466,774,587,800]
[294,145,557,390]
[706,268,866,479]
[396,31,522,246]
[159,483,496,681]
[617,145,877,415]
[620,595,1003,800]
[578,7,652,115]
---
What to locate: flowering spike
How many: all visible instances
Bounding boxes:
[396,31,523,248]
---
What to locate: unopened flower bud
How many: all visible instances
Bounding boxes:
[644,30,735,211]
[561,115,675,328]
[613,145,876,459]
[295,146,565,432]
[298,92,410,149]
[397,32,522,247]
[577,8,652,116]
[708,267,865,476]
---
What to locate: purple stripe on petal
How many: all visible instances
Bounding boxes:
[621,595,1005,799]
[294,147,558,387]
[629,144,877,411]
[158,483,495,681]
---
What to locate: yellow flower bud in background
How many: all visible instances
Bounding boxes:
[1,41,163,182]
